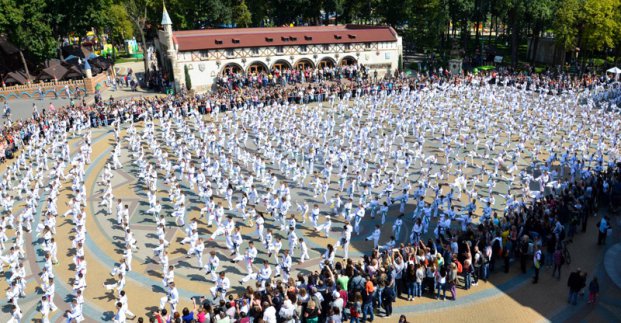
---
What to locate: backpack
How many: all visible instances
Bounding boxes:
[455,260,463,274]
[349,305,359,318]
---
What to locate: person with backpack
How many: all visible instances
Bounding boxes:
[349,292,362,323]
[472,245,483,286]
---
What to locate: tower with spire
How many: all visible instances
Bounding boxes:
[160,2,182,90]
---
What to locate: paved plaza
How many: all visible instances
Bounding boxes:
[0,85,620,323]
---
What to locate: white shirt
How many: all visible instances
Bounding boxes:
[262,306,277,323]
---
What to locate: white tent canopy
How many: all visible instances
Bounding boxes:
[607,67,621,74]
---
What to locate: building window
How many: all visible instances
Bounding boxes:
[365,43,371,50]
[276,46,284,54]
[344,44,351,51]
[226,49,234,57]
[199,50,209,58]
[299,45,307,53]
[322,44,330,52]
[251,48,259,55]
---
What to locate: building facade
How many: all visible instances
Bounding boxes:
[157,7,403,91]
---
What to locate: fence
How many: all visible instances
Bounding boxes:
[0,80,86,101]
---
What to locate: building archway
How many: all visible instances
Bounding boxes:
[340,56,357,66]
[271,59,292,72]
[221,63,243,75]
[318,57,336,69]
[294,58,315,70]
[247,61,269,74]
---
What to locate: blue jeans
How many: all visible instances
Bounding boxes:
[464,272,472,290]
[362,302,374,322]
[481,263,490,281]
[375,287,384,308]
[568,291,578,305]
[350,318,360,323]
[436,282,446,299]
[406,282,415,298]
[415,282,422,297]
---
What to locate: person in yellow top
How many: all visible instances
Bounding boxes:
[501,228,510,246]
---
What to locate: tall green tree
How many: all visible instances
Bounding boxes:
[234,0,252,27]
[124,0,153,78]
[525,0,554,63]
[108,4,135,44]
[581,0,620,52]
[408,0,448,50]
[47,0,111,43]
[246,0,270,26]
[324,0,344,24]
[375,0,410,26]
[0,0,57,78]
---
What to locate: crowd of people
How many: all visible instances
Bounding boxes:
[0,66,619,323]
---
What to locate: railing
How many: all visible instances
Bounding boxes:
[0,80,87,101]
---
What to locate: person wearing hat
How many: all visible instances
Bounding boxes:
[330,290,344,314]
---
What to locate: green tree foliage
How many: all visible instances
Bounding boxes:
[581,0,620,51]
[234,0,252,27]
[46,0,111,40]
[1,0,621,69]
[375,0,410,26]
[108,4,135,44]
[552,0,580,52]
[0,0,57,65]
[184,64,192,90]
[408,0,448,50]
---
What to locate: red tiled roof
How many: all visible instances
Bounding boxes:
[172,24,398,51]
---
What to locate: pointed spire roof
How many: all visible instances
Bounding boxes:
[162,2,172,26]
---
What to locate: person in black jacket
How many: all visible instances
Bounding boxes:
[567,269,582,305]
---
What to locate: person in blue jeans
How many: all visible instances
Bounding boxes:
[464,264,472,290]
[361,288,374,322]
[436,267,447,300]
[404,263,416,301]
[374,282,384,310]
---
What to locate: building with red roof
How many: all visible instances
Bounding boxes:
[156,6,402,90]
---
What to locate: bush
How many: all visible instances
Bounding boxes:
[184,65,192,91]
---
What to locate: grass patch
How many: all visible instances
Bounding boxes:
[114,56,143,64]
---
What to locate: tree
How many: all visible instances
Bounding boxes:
[324,0,344,24]
[184,64,192,90]
[108,4,135,44]
[47,0,111,49]
[246,0,269,26]
[581,0,620,52]
[0,0,57,79]
[408,0,448,50]
[124,0,153,80]
[234,0,252,27]
[375,0,410,26]
[552,0,580,65]
[525,0,554,64]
